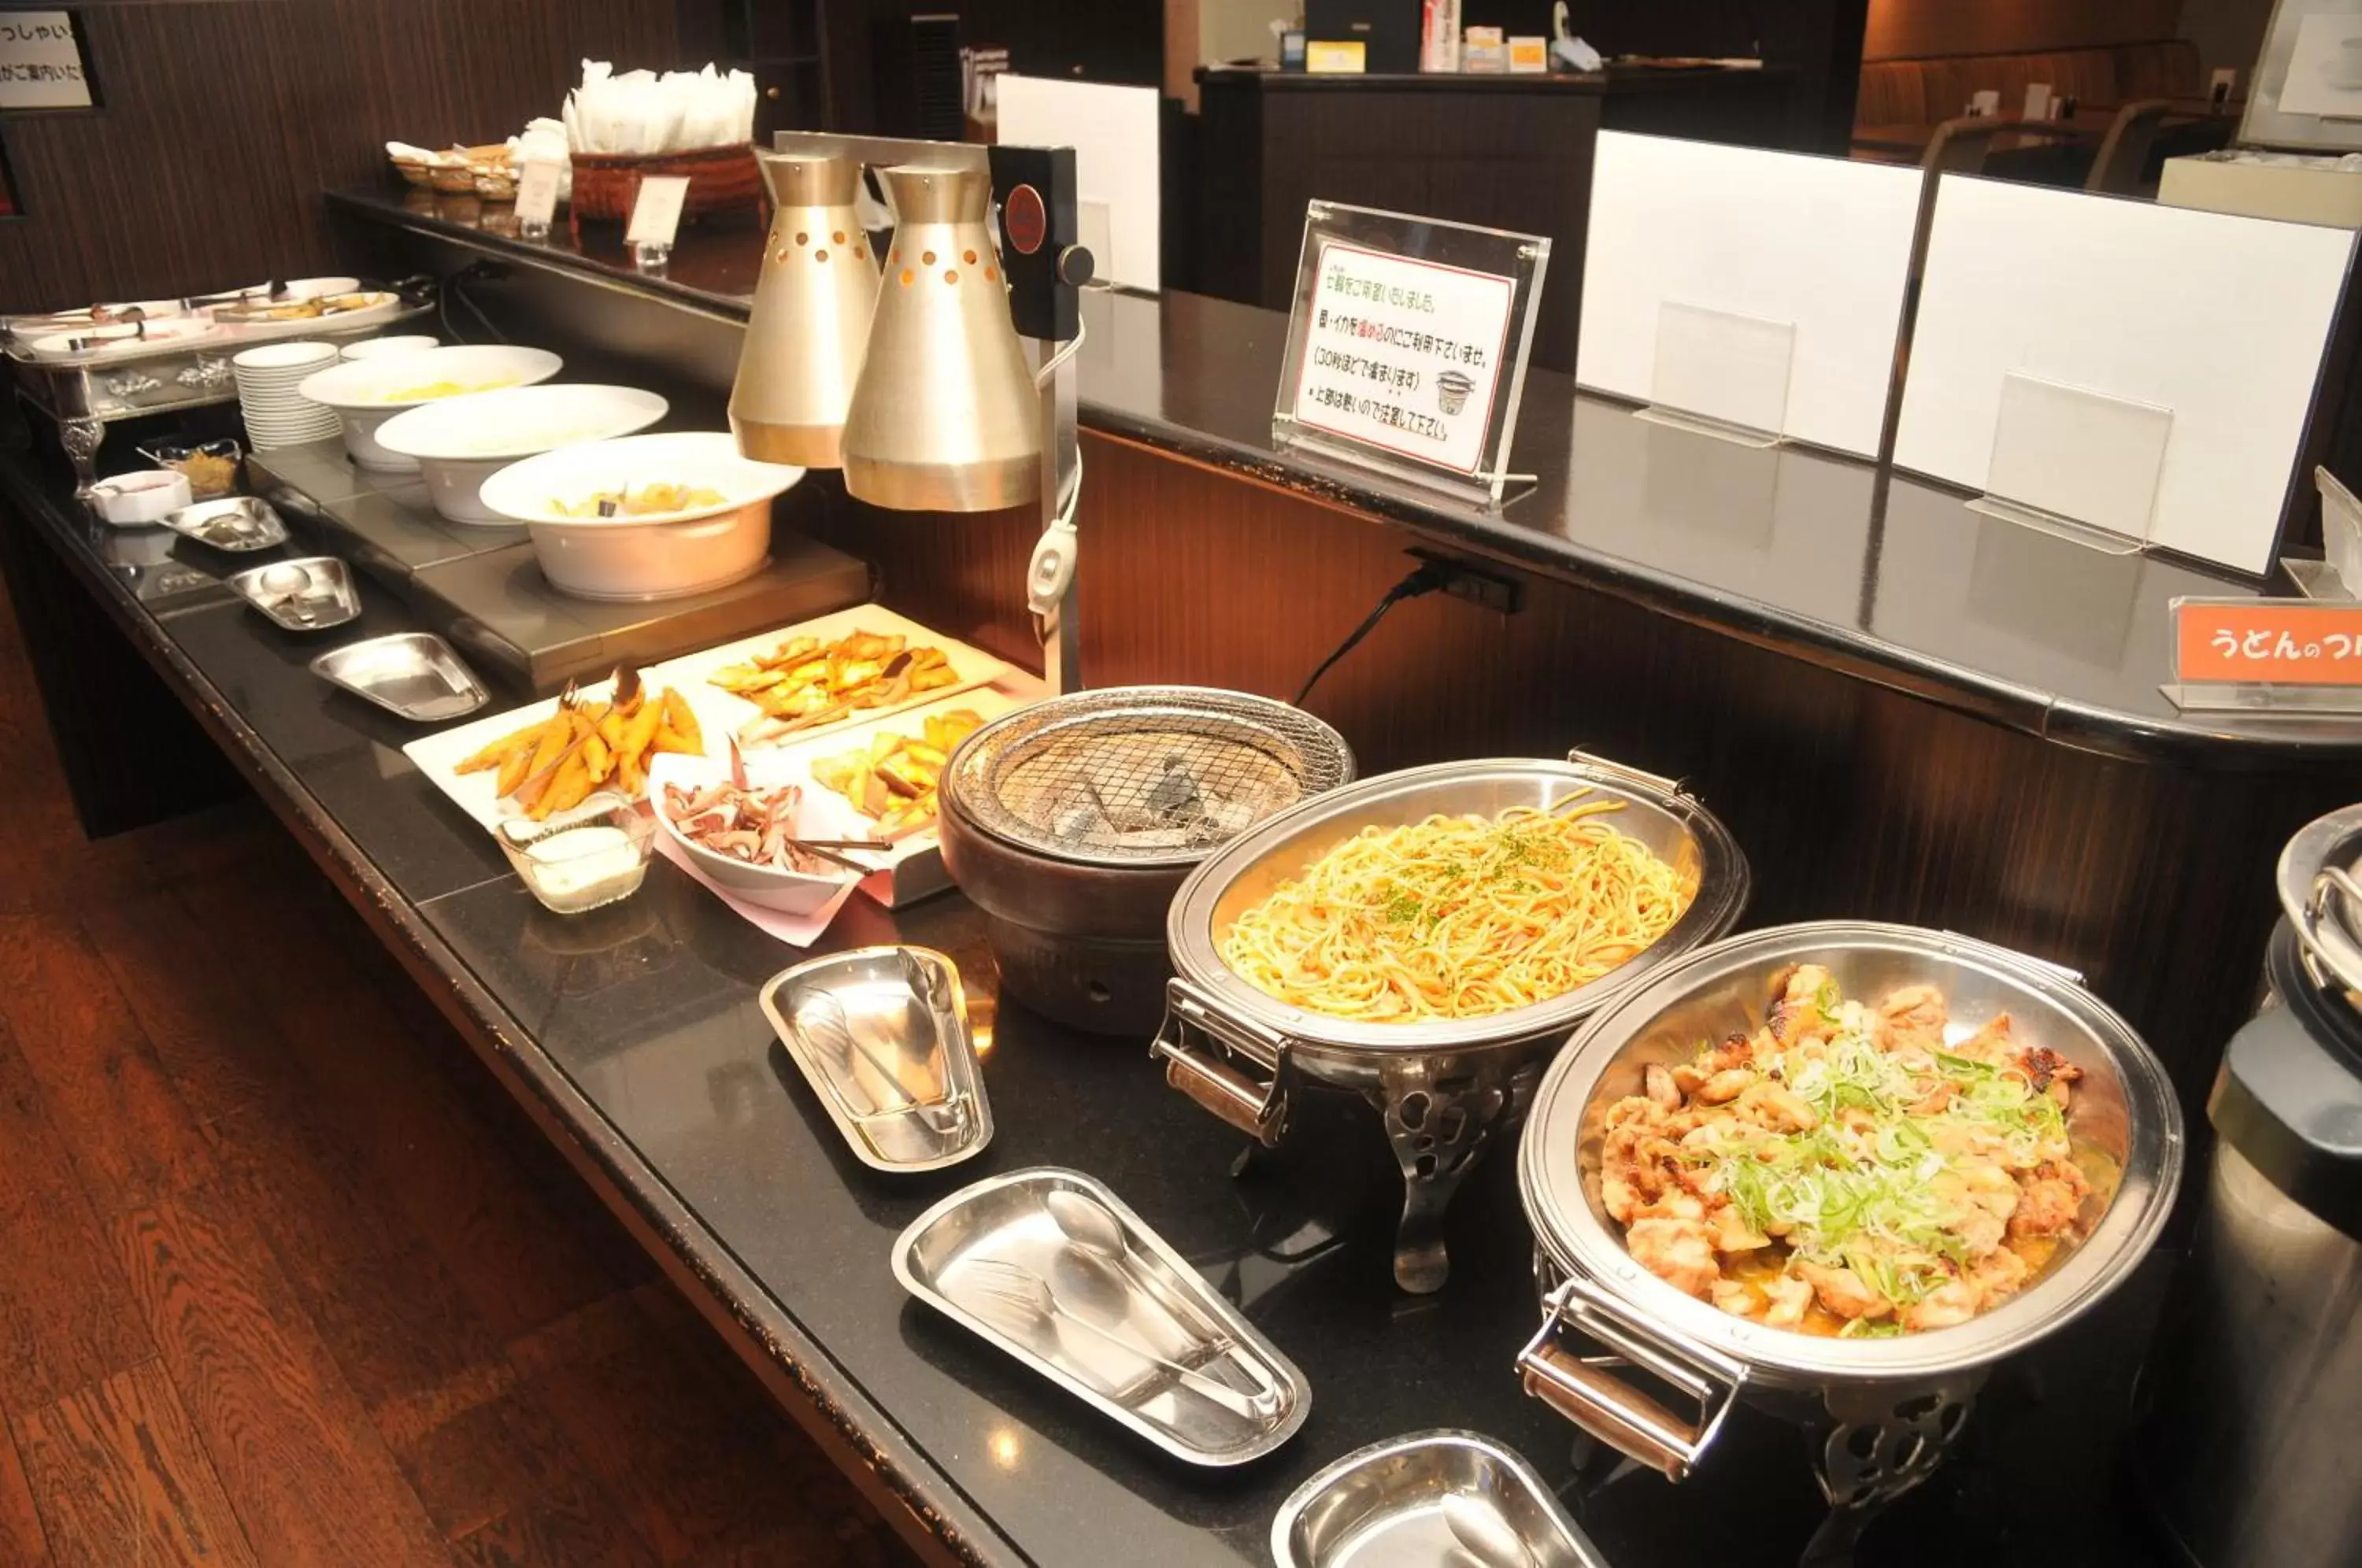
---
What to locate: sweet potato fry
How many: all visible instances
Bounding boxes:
[457,718,545,774]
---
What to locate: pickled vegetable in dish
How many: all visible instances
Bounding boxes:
[1597,968,2101,1337]
[1219,797,1693,1023]
[548,482,728,518]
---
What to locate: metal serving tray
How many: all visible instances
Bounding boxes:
[1271,1429,1607,1568]
[758,946,991,1172]
[228,556,361,632]
[309,632,488,722]
[891,1167,1309,1466]
[162,496,289,553]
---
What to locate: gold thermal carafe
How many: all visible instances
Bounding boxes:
[730,152,879,469]
[841,165,1042,512]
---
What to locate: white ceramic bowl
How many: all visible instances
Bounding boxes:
[86,469,192,527]
[476,431,802,601]
[374,384,670,525]
[646,751,860,914]
[298,345,563,472]
[340,334,441,361]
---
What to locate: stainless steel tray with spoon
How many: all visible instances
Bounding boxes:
[1271,1429,1607,1568]
[759,945,993,1172]
[890,1166,1309,1466]
[161,495,289,553]
[229,556,361,631]
[309,632,488,722]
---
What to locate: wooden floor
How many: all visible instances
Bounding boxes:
[0,594,917,1564]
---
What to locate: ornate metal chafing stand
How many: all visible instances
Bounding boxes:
[4,294,434,497]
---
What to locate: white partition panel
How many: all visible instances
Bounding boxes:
[995,75,1161,294]
[1894,176,2356,575]
[1575,131,1921,458]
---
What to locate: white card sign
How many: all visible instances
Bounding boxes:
[1274,202,1547,504]
[514,159,562,231]
[0,12,91,110]
[625,175,690,247]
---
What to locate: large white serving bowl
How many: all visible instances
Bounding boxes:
[374,384,670,525]
[477,431,803,601]
[298,344,562,472]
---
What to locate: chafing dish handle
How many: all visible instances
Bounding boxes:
[1150,981,1288,1146]
[1515,1278,1745,1484]
[2302,867,2362,996]
[1520,1341,1698,1480]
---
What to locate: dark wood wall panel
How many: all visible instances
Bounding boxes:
[1055,431,2352,1122]
[0,0,679,310]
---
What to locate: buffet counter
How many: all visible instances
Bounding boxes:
[322,184,2361,1133]
[0,390,2183,1568]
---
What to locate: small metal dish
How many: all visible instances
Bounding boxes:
[162,495,289,553]
[309,632,488,722]
[759,946,990,1171]
[1272,1429,1607,1568]
[891,1167,1309,1466]
[228,556,361,631]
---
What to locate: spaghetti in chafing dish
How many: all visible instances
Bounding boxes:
[1217,797,1694,1023]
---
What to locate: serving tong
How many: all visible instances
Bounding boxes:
[958,1257,1280,1422]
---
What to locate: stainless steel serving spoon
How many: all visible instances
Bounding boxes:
[1440,1491,1537,1568]
[255,561,317,626]
[1043,1188,1235,1352]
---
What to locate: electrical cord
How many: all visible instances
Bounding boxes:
[1291,559,1453,708]
[439,263,507,345]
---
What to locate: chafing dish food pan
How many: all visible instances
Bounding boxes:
[1514,922,2181,1551]
[759,945,990,1172]
[228,556,361,632]
[162,495,288,553]
[309,633,488,722]
[1157,753,1749,1292]
[891,1167,1309,1466]
[1272,1429,1607,1568]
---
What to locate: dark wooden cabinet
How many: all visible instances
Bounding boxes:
[1193,68,1796,374]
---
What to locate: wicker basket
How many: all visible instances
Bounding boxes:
[568,143,762,225]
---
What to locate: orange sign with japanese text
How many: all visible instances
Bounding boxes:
[2173,598,2362,686]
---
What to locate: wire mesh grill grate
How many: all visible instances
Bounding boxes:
[946,690,1352,867]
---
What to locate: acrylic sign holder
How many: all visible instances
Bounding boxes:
[1964,372,2173,557]
[1632,300,1797,450]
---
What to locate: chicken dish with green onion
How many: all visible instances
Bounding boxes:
[1597,967,2100,1337]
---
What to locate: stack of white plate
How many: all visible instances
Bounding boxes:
[231,341,343,449]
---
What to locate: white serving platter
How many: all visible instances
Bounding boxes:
[640,603,1012,753]
[401,668,745,834]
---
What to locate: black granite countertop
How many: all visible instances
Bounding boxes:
[0,436,2189,1568]
[326,186,2362,768]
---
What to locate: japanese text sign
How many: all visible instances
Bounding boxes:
[2174,598,2362,687]
[1274,202,1546,504]
[0,13,90,111]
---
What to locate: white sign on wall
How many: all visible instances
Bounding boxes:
[0,11,91,110]
[1273,202,1547,504]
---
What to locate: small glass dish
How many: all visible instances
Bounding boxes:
[497,802,656,915]
[136,437,243,500]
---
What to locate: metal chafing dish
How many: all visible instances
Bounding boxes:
[1157,753,1749,1293]
[939,687,1353,1034]
[1516,922,2182,1560]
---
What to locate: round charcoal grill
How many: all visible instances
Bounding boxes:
[938,689,1353,1034]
